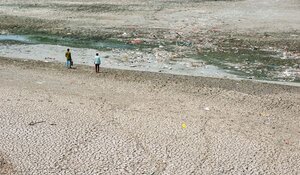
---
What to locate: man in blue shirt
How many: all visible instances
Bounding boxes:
[94,53,101,73]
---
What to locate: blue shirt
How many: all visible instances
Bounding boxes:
[94,56,101,64]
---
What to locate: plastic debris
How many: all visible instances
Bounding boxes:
[29,121,45,126]
[131,38,143,44]
[45,57,55,60]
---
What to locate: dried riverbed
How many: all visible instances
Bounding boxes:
[1,57,300,174]
[1,0,300,174]
[1,0,300,82]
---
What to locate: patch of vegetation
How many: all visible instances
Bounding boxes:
[193,48,299,81]
[27,35,135,51]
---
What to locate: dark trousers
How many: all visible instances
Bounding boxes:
[95,64,100,72]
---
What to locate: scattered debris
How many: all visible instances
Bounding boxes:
[29,121,45,126]
[260,113,270,117]
[122,32,128,37]
[44,57,55,60]
[131,38,143,44]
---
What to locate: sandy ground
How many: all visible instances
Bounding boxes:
[0,58,300,174]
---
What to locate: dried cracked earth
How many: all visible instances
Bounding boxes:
[0,0,300,174]
[0,59,299,174]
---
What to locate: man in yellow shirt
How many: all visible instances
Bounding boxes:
[65,48,73,68]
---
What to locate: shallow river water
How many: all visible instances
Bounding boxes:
[0,34,234,78]
[0,34,299,85]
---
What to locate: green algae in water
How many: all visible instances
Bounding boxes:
[0,35,31,43]
[27,35,135,50]
[0,34,157,51]
[194,49,299,82]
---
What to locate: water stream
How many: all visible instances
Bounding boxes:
[0,34,299,84]
[0,34,233,79]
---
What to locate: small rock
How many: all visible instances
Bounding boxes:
[204,107,210,111]
[1,30,8,35]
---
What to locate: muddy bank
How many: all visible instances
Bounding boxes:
[0,35,233,79]
[1,32,299,82]
[1,57,299,94]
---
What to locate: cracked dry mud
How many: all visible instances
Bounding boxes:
[0,153,14,175]
[0,59,299,174]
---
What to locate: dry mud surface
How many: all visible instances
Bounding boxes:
[0,58,300,174]
[1,0,299,35]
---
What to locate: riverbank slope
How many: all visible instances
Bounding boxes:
[0,58,299,174]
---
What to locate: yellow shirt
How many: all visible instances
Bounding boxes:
[65,51,72,60]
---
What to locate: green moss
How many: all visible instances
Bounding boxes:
[27,35,134,51]
[193,49,299,82]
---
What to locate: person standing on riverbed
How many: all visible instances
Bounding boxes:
[94,53,101,73]
[65,48,73,68]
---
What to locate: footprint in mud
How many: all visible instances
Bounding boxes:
[0,153,14,174]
